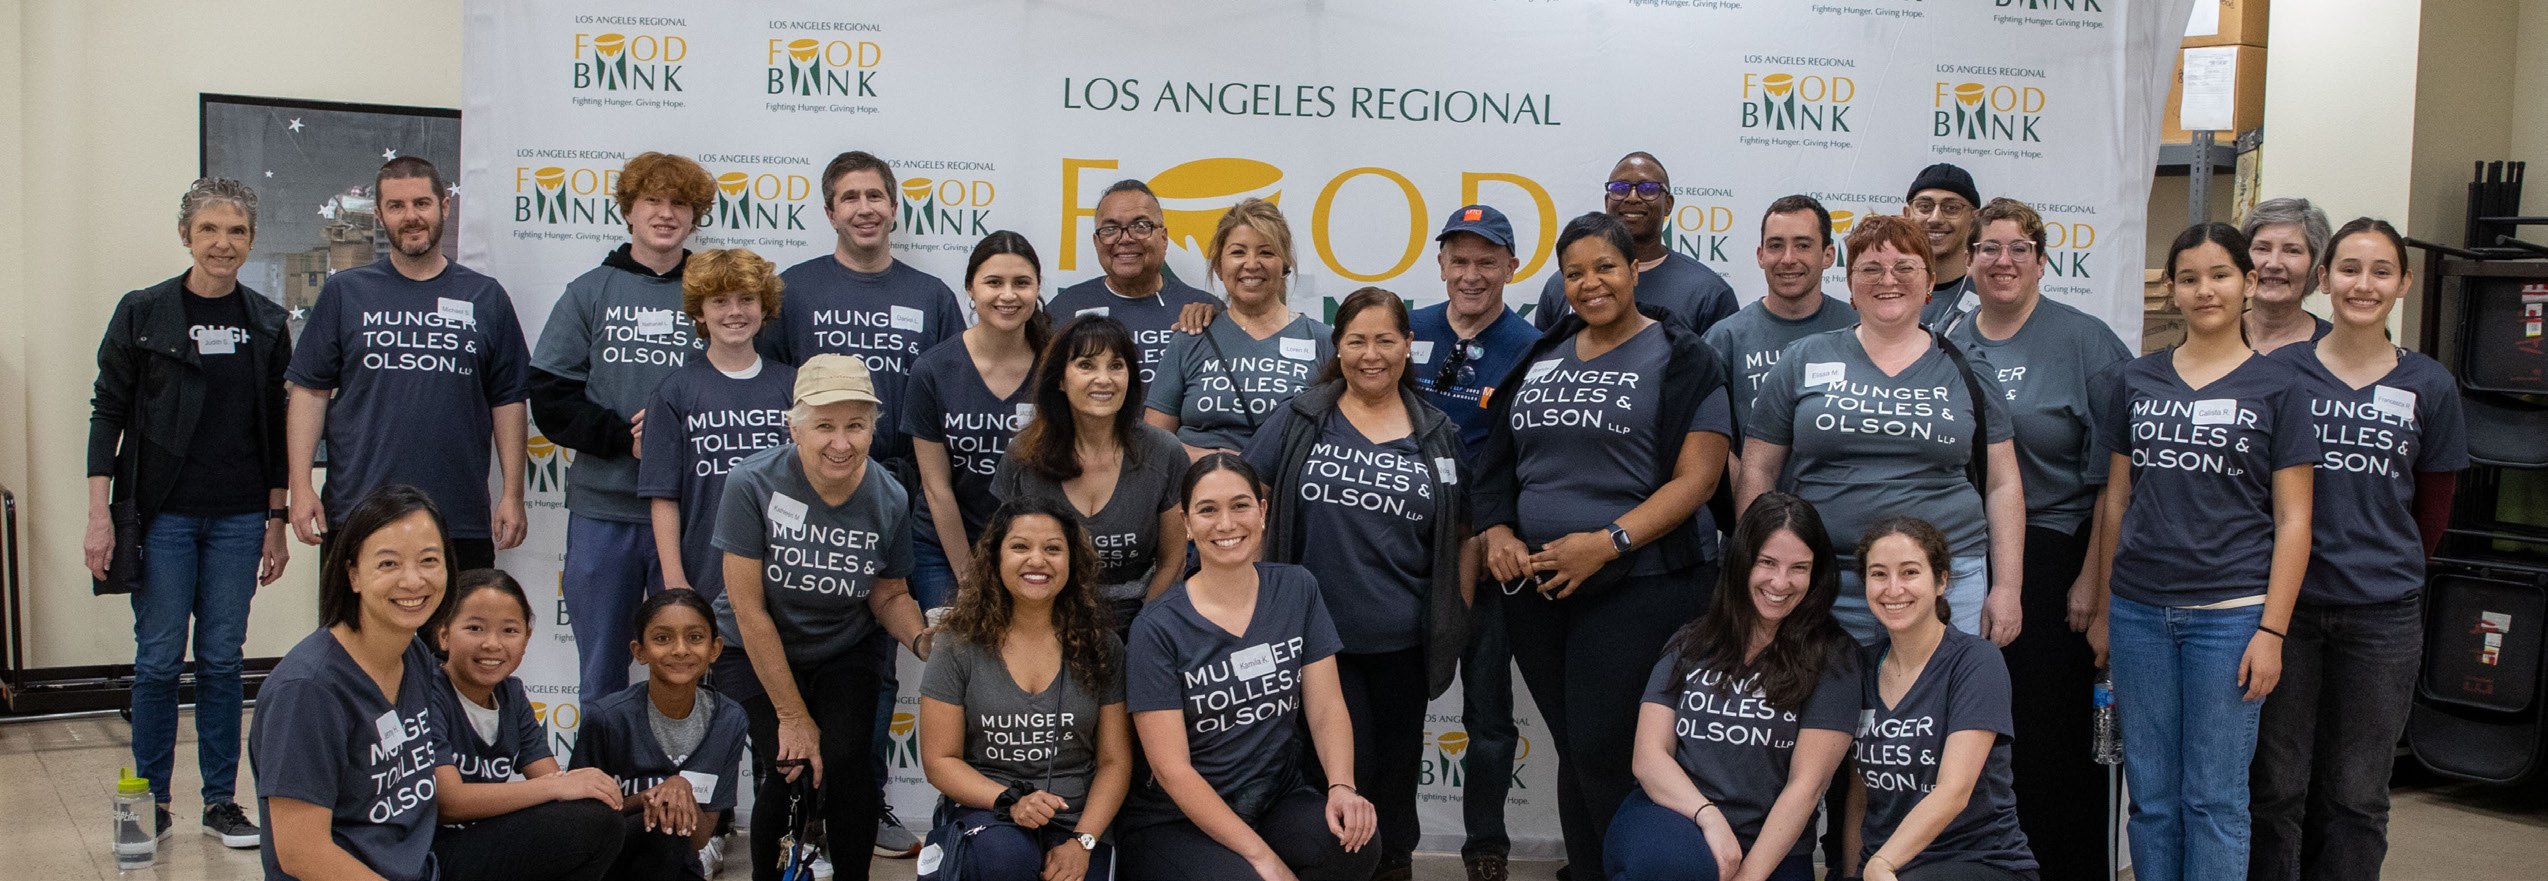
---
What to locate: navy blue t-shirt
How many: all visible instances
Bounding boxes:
[902,337,1035,546]
[637,357,797,603]
[1126,564,1344,805]
[1642,647,1860,861]
[758,257,965,462]
[1245,409,1441,653]
[2093,352,2320,607]
[2271,345,2469,605]
[424,672,552,787]
[285,259,530,538]
[250,631,445,881]
[1409,303,1539,459]
[1508,323,1732,572]
[570,682,750,814]
[1535,250,1739,335]
[1046,275,1221,387]
[1856,629,2034,875]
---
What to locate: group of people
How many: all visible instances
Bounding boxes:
[83,145,2463,881]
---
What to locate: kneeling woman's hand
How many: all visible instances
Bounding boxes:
[1325,783,1375,852]
[1041,837,1090,881]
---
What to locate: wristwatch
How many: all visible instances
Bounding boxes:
[1604,522,1632,555]
[1075,833,1097,852]
[266,508,289,521]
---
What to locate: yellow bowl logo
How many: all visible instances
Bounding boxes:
[1954,83,1987,107]
[1150,157,1283,253]
[901,178,935,203]
[1830,209,1858,233]
[787,38,819,64]
[717,172,751,198]
[593,34,626,58]
[1761,73,1796,97]
[533,167,567,192]
[890,711,916,737]
[1436,731,1470,756]
[527,434,557,459]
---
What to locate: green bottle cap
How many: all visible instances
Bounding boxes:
[118,767,150,796]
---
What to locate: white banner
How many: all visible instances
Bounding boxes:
[463,0,2189,857]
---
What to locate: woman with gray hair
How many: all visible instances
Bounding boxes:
[86,177,290,850]
[2239,197,2336,353]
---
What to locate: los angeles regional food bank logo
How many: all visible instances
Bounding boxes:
[514,162,622,227]
[898,176,997,239]
[527,434,574,499]
[1739,63,1855,135]
[1417,726,1533,791]
[1932,67,2051,158]
[570,29,687,93]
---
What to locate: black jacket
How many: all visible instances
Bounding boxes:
[1472,302,1728,578]
[86,272,291,529]
[1251,380,1474,699]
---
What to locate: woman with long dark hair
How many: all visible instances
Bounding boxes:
[1475,211,1734,871]
[918,497,1133,880]
[907,231,1054,612]
[1607,492,1856,881]
[992,315,1189,631]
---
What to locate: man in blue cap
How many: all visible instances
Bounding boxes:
[1532,151,1739,335]
[1408,203,1538,881]
[1904,161,1985,330]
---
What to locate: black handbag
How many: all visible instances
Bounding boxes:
[94,454,145,596]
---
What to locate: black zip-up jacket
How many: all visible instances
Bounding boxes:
[87,272,291,529]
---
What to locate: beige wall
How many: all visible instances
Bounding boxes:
[2258,0,2425,227]
[3,1,462,668]
[2514,0,2548,216]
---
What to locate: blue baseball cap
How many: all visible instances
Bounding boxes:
[1436,204,1516,253]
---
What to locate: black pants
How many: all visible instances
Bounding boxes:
[740,650,883,881]
[431,799,625,881]
[2001,524,2104,881]
[1336,647,1427,871]
[607,811,704,881]
[1459,586,1519,860]
[1116,789,1382,881]
[1505,565,1713,873]
[2249,594,2423,881]
[1896,861,2037,881]
[320,528,495,574]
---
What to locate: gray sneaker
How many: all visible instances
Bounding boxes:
[202,801,261,848]
[872,806,922,858]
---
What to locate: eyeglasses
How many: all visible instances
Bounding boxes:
[1434,338,1486,391]
[1973,241,2038,261]
[1909,197,1972,218]
[1094,219,1160,243]
[1604,180,1666,200]
[1852,263,1928,282]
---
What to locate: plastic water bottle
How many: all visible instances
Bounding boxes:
[113,767,155,869]
[2091,674,2122,766]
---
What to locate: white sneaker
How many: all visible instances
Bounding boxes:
[697,834,726,878]
[873,807,923,858]
[808,854,834,880]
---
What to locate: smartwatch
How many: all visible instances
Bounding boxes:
[1604,522,1632,555]
[266,508,290,521]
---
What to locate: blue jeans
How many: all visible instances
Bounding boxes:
[1836,554,1989,645]
[926,805,1116,881]
[562,514,663,702]
[2107,594,2265,881]
[910,531,960,611]
[2249,595,2423,881]
[1460,585,1518,859]
[1603,788,1814,881]
[131,511,264,805]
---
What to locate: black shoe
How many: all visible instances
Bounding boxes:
[153,804,172,842]
[1465,854,1510,881]
[1554,864,1572,881]
[202,801,261,848]
[1374,860,1415,881]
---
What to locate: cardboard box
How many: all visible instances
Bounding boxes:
[2184,0,2268,48]
[2161,44,2265,142]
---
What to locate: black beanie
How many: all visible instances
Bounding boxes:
[1905,163,1980,207]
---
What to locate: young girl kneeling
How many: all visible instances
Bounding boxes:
[573,589,749,880]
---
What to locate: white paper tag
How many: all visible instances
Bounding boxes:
[1434,457,1459,484]
[1411,341,1436,364]
[1075,306,1110,318]
[196,331,236,356]
[1524,359,1562,384]
[679,770,718,803]
[766,493,809,533]
[637,309,677,337]
[1015,402,1036,423]
[2191,399,2239,426]
[1805,362,1847,388]
[2372,385,2416,421]
[916,844,944,876]
[375,710,410,751]
[889,305,925,333]
[437,297,474,325]
[1279,338,1316,361]
[1229,644,1278,680]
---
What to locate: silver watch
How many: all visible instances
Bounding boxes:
[1075,832,1098,851]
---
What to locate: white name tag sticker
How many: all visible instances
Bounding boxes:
[1016,403,1036,423]
[375,710,410,751]
[766,493,809,532]
[2191,398,2239,426]
[1857,709,1877,736]
[1229,644,1278,680]
[889,305,925,333]
[916,844,944,876]
[1279,338,1316,361]
[637,309,677,337]
[1411,341,1436,364]
[2372,385,2417,421]
[1434,457,1459,484]
[1805,362,1847,388]
[1075,306,1110,318]
[436,297,475,325]
[196,332,236,356]
[1524,359,1562,384]
[679,770,718,803]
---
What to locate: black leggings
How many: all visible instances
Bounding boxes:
[430,798,625,881]
[1115,789,1382,881]
[2001,525,2104,881]
[1336,647,1427,871]
[1896,860,2038,881]
[606,811,704,881]
[1505,565,1713,874]
[740,651,882,881]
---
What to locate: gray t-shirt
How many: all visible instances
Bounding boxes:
[709,445,916,666]
[902,338,1035,544]
[1535,250,1740,335]
[1641,648,1860,861]
[1510,322,1731,573]
[636,358,797,603]
[991,424,1187,591]
[1126,564,1343,802]
[1945,299,2134,534]
[533,260,703,523]
[1921,274,1979,331]
[759,257,966,463]
[1747,330,2014,566]
[2272,345,2469,605]
[1244,410,1437,653]
[646,692,714,765]
[1046,276,1222,387]
[2093,353,2319,608]
[1148,314,1333,452]
[1856,629,2033,875]
[920,633,1126,826]
[1704,296,1857,440]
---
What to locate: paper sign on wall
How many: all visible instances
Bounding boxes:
[2180,46,2239,133]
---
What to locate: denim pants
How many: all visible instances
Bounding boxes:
[131,511,264,805]
[2249,595,2423,881]
[1836,554,1989,645]
[562,514,663,702]
[1461,585,1520,860]
[2108,593,2266,881]
[1603,788,1815,881]
[908,531,960,611]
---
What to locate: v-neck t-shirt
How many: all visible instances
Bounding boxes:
[1534,250,1740,335]
[2270,345,2469,605]
[920,633,1127,827]
[249,630,445,881]
[1246,410,1437,653]
[2093,351,2319,607]
[1125,563,1344,804]
[1148,313,1333,452]
[1046,276,1222,387]
[709,445,916,666]
[1945,298,2136,534]
[1642,647,1861,861]
[1855,629,2033,875]
[991,424,1189,592]
[902,338,1036,544]
[636,358,798,603]
[1508,322,1732,573]
[423,672,551,786]
[1703,295,1858,442]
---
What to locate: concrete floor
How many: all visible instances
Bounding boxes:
[3,710,2537,880]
